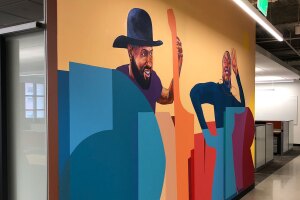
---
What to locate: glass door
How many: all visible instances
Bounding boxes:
[5,31,47,200]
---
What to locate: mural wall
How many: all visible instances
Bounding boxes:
[57,0,255,199]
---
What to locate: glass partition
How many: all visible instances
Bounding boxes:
[5,31,47,200]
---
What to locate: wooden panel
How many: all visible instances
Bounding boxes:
[46,0,58,199]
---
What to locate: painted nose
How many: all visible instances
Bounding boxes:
[146,55,153,66]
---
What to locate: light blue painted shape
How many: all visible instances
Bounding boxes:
[69,62,113,154]
[203,107,246,200]
[224,107,245,200]
[203,128,224,200]
[138,112,166,200]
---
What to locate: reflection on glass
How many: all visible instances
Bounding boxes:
[25,83,34,95]
[36,97,44,109]
[36,83,44,96]
[25,111,34,118]
[36,111,44,119]
[25,97,34,110]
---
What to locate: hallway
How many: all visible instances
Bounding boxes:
[242,155,300,200]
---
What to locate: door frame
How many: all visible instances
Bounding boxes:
[0,33,7,200]
[0,0,58,198]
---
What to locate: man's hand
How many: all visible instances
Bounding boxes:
[231,48,238,75]
[177,36,183,74]
[157,36,182,105]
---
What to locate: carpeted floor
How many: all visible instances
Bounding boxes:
[255,145,300,185]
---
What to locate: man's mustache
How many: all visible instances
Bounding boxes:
[141,66,152,71]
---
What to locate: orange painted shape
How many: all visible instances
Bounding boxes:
[168,9,195,200]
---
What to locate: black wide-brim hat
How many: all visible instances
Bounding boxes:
[113,8,163,48]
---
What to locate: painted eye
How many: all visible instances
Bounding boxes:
[141,52,147,57]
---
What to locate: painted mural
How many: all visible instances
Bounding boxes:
[58,3,255,200]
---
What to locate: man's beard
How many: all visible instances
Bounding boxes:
[131,58,151,90]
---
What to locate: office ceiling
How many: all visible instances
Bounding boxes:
[253,0,300,74]
[0,0,43,29]
[256,45,300,83]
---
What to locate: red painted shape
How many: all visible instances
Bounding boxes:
[188,153,194,200]
[232,111,247,192]
[242,108,255,188]
[189,122,217,200]
[189,110,255,200]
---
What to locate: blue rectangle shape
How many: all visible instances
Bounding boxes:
[69,62,113,154]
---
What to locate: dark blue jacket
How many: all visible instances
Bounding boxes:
[190,74,245,129]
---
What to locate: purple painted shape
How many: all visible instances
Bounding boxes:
[232,110,247,192]
[116,65,162,111]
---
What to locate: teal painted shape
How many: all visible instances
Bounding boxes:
[224,107,245,200]
[138,112,166,200]
[64,69,165,200]
[58,70,70,200]
[69,62,113,154]
[70,129,136,200]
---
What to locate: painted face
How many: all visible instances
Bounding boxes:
[130,46,153,89]
[222,51,231,82]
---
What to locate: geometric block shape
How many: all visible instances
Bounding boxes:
[63,68,156,200]
[168,9,195,200]
[155,112,177,200]
[138,112,166,200]
[224,107,245,199]
[69,62,113,154]
[69,129,137,200]
[209,127,225,200]
[242,108,255,189]
[232,110,247,192]
[190,127,216,200]
[58,70,70,200]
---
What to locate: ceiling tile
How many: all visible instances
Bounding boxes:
[0,11,29,27]
[30,0,43,5]
[0,0,24,5]
[0,1,43,21]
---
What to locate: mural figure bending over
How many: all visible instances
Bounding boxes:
[113,8,183,111]
[190,49,245,130]
[190,49,245,200]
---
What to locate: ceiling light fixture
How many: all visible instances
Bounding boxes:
[255,79,294,84]
[232,0,283,41]
[255,75,285,82]
[255,67,264,72]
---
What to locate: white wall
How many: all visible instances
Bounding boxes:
[256,81,300,144]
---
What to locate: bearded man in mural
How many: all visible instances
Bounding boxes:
[113,8,183,111]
